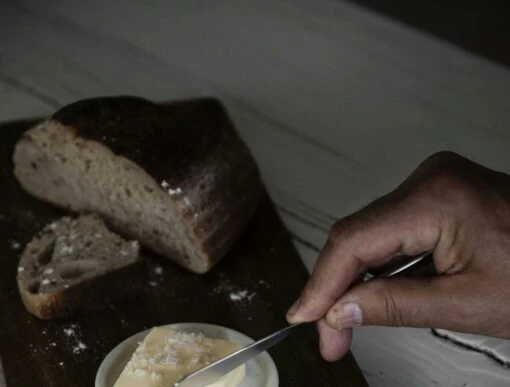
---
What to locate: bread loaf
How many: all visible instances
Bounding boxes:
[17,214,143,319]
[13,97,263,274]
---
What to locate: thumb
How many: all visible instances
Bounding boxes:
[325,275,466,330]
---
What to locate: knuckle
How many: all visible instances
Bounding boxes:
[330,219,348,237]
[415,152,484,202]
[371,282,406,327]
[431,167,465,191]
[328,218,352,245]
[391,152,479,215]
[303,276,320,297]
[329,210,367,243]
[383,292,405,327]
[423,151,462,166]
[418,164,478,208]
[298,277,328,316]
[364,281,406,327]
[416,152,466,178]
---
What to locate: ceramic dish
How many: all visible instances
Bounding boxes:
[95,322,279,387]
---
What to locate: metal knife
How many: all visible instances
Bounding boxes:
[174,252,432,387]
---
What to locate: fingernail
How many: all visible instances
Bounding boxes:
[287,298,301,318]
[335,303,363,329]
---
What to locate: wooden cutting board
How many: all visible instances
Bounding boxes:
[0,104,368,387]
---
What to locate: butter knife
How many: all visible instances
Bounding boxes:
[174,252,432,387]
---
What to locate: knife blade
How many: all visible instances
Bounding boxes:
[174,251,432,387]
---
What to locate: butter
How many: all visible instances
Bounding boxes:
[114,327,246,387]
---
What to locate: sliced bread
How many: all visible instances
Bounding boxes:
[13,97,263,274]
[17,214,143,319]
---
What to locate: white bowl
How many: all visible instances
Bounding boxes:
[95,322,279,387]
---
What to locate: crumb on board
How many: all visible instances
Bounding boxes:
[147,262,165,287]
[258,279,269,287]
[101,135,117,142]
[8,239,21,250]
[61,324,88,355]
[229,290,256,302]
[63,323,79,338]
[213,277,271,298]
[72,341,87,354]
[63,328,75,337]
[212,278,273,321]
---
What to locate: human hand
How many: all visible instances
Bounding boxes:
[286,152,510,361]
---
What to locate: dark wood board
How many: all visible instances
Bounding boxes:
[0,108,368,387]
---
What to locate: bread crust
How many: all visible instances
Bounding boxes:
[17,262,145,320]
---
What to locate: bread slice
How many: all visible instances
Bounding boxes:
[17,214,143,319]
[13,97,263,274]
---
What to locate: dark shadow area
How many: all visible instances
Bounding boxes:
[346,0,510,68]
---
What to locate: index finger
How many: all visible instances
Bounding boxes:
[286,195,440,323]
